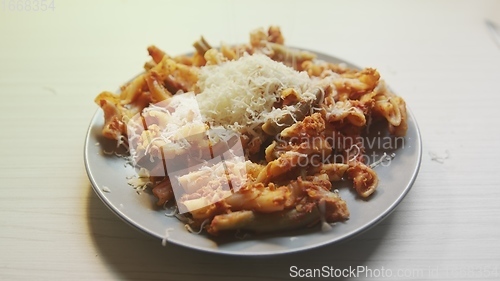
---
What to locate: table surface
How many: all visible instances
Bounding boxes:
[1,0,500,280]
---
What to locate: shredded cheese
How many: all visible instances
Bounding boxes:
[195,54,314,133]
[127,168,152,190]
[161,227,174,246]
[369,152,396,168]
[141,93,205,155]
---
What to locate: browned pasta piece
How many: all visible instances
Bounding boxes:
[324,100,367,127]
[267,43,316,70]
[280,112,326,139]
[255,151,305,184]
[346,161,379,197]
[181,178,290,223]
[173,55,194,66]
[388,96,408,137]
[94,92,127,140]
[374,94,402,127]
[267,25,285,44]
[224,183,289,213]
[152,178,174,206]
[281,88,300,106]
[220,44,237,60]
[250,28,268,48]
[147,45,168,64]
[143,60,156,71]
[334,68,380,100]
[119,74,147,105]
[150,56,199,92]
[294,174,350,222]
[301,60,356,77]
[193,36,212,56]
[207,209,319,235]
[308,163,349,181]
[301,60,326,77]
[192,52,206,67]
[144,72,172,103]
[204,48,227,65]
[368,80,408,136]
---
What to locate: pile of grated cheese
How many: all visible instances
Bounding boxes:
[195,53,315,133]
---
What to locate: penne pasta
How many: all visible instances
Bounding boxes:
[94,26,408,237]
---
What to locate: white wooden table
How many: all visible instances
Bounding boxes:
[1,0,500,280]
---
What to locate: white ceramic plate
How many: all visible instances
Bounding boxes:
[84,50,422,255]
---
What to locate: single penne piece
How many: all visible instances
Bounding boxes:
[94,91,127,140]
[308,163,349,181]
[388,96,408,137]
[119,74,147,105]
[152,178,174,206]
[207,208,320,235]
[144,72,172,103]
[346,161,379,198]
[147,45,168,64]
[224,183,289,213]
[255,151,306,184]
[323,100,366,127]
[333,68,380,100]
[204,48,227,65]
